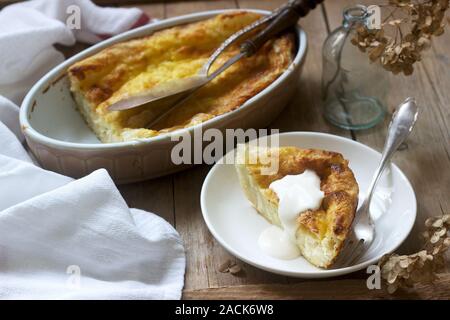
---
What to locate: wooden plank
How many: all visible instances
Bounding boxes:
[167,0,352,293]
[2,2,173,221]
[124,2,165,18]
[56,43,91,60]
[323,0,450,256]
[118,177,175,224]
[94,0,208,5]
[165,0,236,16]
[0,0,168,8]
[165,0,282,292]
[0,0,17,7]
[169,0,289,292]
[5,0,447,300]
[116,2,176,226]
[0,0,127,8]
[221,0,356,290]
[167,0,295,291]
[183,273,450,299]
[0,0,213,9]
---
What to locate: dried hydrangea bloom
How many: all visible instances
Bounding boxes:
[379,214,450,293]
[351,0,450,75]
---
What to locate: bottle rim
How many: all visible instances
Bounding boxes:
[343,5,370,24]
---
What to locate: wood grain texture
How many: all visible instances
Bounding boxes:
[124,2,165,18]
[165,0,355,293]
[235,0,365,290]
[115,2,176,226]
[166,0,236,16]
[323,0,450,255]
[183,273,450,299]
[0,0,18,6]
[164,0,291,292]
[115,0,449,299]
[10,0,447,299]
[170,0,448,298]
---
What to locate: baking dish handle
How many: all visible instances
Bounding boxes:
[240,0,324,56]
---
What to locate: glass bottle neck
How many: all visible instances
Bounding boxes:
[342,5,369,29]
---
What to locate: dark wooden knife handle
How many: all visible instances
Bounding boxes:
[240,0,324,56]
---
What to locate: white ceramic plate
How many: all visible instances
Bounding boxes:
[200,132,416,278]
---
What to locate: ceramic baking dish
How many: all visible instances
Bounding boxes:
[20,9,307,184]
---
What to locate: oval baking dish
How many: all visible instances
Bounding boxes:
[20,9,307,184]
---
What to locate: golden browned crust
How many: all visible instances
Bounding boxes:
[238,146,359,268]
[67,12,295,142]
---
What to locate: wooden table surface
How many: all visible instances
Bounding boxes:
[3,0,448,299]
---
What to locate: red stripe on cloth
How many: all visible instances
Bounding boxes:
[130,13,151,29]
[96,13,151,40]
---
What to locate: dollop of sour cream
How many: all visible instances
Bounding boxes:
[258,169,324,260]
[258,226,300,259]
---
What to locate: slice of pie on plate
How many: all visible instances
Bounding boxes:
[235,145,359,268]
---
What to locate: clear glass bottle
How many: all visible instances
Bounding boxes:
[322,5,387,130]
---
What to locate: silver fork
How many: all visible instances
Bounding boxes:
[334,97,419,268]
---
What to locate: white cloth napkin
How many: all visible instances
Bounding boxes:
[0,0,149,104]
[0,0,185,300]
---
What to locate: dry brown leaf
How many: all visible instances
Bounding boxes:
[378,213,449,293]
[351,0,450,76]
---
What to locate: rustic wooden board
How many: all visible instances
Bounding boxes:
[124,2,165,17]
[163,0,357,294]
[165,0,292,292]
[0,0,213,7]
[323,0,450,256]
[0,0,18,7]
[184,273,450,300]
[6,0,448,299]
[114,2,177,226]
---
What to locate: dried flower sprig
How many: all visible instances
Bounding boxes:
[378,213,450,293]
[351,0,450,75]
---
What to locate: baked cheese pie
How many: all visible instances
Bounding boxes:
[68,12,295,143]
[235,145,359,268]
